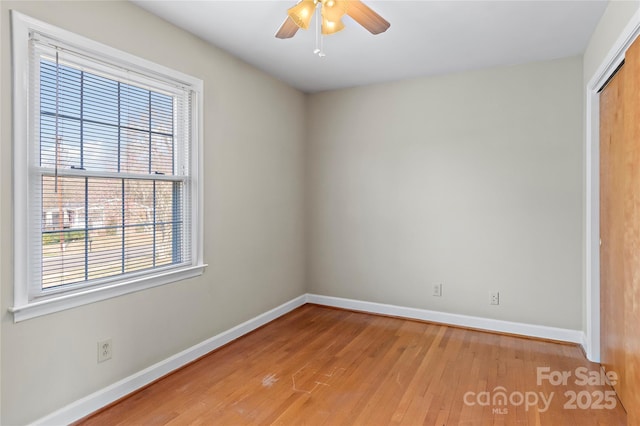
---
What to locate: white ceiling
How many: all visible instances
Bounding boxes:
[132,0,607,93]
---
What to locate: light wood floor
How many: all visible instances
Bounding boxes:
[79,305,626,425]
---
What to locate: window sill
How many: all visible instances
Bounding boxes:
[9,264,207,322]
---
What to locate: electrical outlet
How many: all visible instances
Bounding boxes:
[98,339,112,363]
[490,292,500,305]
[432,283,442,297]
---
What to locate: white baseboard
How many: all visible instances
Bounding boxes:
[32,293,587,425]
[306,294,586,345]
[31,294,307,426]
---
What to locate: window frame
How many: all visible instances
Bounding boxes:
[10,11,206,322]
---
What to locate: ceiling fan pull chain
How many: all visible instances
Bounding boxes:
[318,1,326,57]
[319,33,325,57]
[313,2,321,55]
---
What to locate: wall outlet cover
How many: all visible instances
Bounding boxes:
[98,339,112,363]
[433,283,442,297]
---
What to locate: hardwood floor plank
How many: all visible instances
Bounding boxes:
[78,305,627,426]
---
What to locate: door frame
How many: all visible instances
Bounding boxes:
[585,10,640,362]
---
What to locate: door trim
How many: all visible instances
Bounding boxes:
[585,9,640,362]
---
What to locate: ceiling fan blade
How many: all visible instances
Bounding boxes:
[347,0,390,35]
[275,16,300,39]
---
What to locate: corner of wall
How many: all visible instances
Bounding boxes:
[302,91,313,294]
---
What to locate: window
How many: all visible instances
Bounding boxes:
[11,12,205,321]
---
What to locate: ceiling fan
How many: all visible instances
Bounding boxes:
[275,0,390,39]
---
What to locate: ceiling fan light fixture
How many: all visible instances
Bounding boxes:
[322,17,345,35]
[276,0,390,56]
[287,0,317,30]
[321,0,347,22]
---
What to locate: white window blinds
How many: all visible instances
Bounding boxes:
[29,33,193,296]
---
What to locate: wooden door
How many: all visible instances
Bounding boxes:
[600,35,640,424]
[599,63,626,407]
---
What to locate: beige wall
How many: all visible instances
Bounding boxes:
[306,57,584,329]
[0,4,3,424]
[0,1,306,424]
